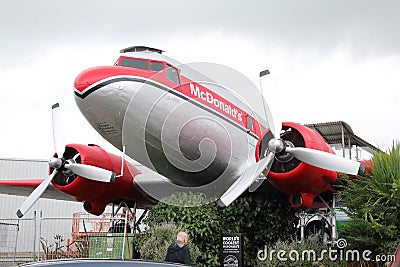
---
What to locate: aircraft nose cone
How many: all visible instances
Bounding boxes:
[74,66,110,92]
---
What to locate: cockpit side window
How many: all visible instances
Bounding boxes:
[150,61,164,72]
[166,65,180,84]
[247,116,255,131]
[120,57,148,70]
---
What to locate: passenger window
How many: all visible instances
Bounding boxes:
[247,116,254,131]
[120,57,148,70]
[151,61,163,72]
[166,65,180,84]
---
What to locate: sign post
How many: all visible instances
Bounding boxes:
[220,233,243,267]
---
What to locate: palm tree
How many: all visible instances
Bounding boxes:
[341,141,400,256]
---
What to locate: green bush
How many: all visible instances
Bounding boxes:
[138,222,201,264]
[144,193,221,266]
[341,141,400,257]
[143,191,297,267]
[219,191,297,266]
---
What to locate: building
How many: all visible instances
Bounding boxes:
[0,158,84,219]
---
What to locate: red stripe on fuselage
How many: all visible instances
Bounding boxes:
[179,80,245,126]
[74,64,261,137]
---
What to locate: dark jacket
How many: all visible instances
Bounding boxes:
[165,241,191,265]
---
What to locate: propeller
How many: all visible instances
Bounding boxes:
[219,70,279,206]
[16,103,116,218]
[248,70,282,192]
[52,103,65,157]
[284,147,365,175]
[218,152,274,207]
[219,70,366,207]
[17,170,58,218]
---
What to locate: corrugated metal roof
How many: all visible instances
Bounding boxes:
[304,121,381,153]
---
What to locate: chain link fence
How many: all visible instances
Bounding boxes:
[0,212,135,266]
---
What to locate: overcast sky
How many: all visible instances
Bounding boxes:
[1,0,399,159]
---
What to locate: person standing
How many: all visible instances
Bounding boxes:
[165,231,191,265]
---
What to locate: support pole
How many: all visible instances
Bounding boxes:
[299,212,306,243]
[341,123,345,158]
[331,194,337,240]
[13,221,19,264]
[37,211,43,261]
[121,211,128,259]
[33,211,36,261]
[348,136,352,160]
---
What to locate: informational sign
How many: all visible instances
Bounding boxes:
[220,233,243,267]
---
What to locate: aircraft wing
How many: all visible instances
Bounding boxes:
[0,179,75,201]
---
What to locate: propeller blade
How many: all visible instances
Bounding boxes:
[64,163,116,183]
[17,170,58,218]
[259,70,282,140]
[52,103,66,157]
[285,147,366,175]
[218,153,274,207]
[248,153,275,193]
[248,82,281,194]
[248,178,264,193]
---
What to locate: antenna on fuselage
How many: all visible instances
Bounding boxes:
[259,69,271,128]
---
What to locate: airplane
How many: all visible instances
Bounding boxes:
[0,46,366,218]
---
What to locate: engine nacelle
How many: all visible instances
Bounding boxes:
[50,144,152,215]
[256,122,338,209]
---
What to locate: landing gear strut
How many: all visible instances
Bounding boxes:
[110,202,148,233]
[298,193,338,244]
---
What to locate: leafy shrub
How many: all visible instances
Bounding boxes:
[143,191,297,267]
[341,142,400,256]
[144,193,221,266]
[138,222,201,264]
[220,191,297,266]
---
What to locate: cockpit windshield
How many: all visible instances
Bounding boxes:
[150,61,163,72]
[119,57,148,70]
[116,56,180,85]
[166,65,180,84]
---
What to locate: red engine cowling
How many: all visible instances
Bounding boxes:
[50,144,153,215]
[256,122,338,209]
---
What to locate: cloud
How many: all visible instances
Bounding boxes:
[2,0,400,60]
[0,0,399,158]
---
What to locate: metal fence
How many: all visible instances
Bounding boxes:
[0,212,134,266]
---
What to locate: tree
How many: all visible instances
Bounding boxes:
[219,191,297,265]
[341,142,400,255]
[143,191,297,267]
[144,193,222,266]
